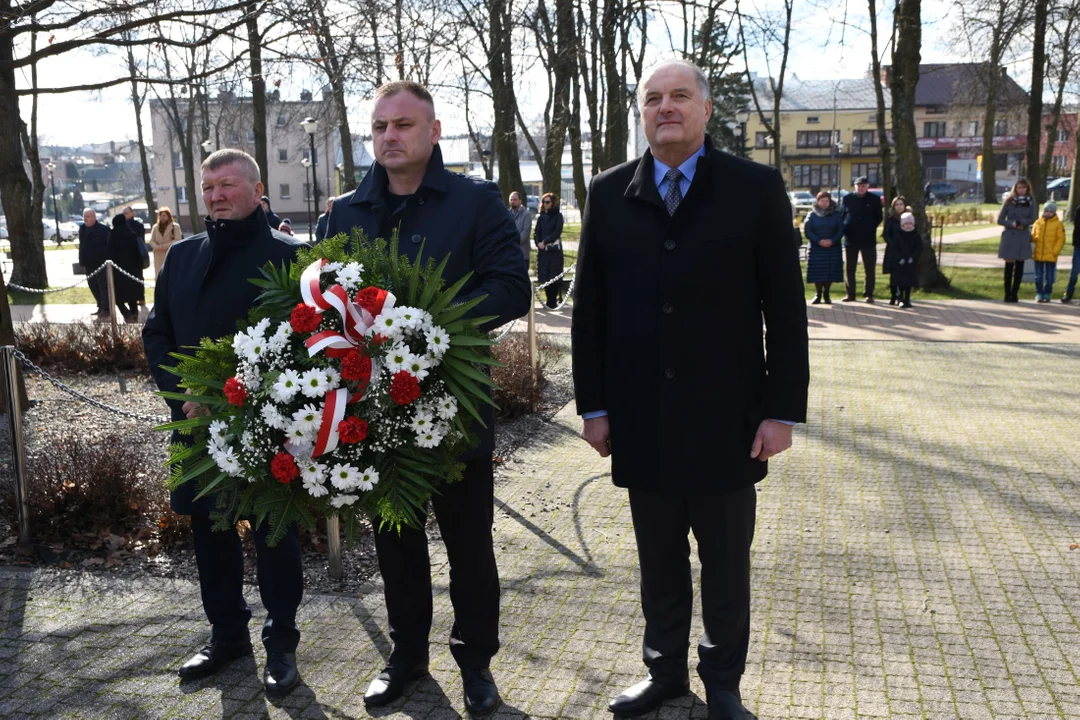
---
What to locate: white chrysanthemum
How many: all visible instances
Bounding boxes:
[395,306,425,331]
[209,420,229,440]
[212,446,243,476]
[303,476,329,498]
[335,262,363,290]
[260,403,287,430]
[299,458,325,484]
[409,410,435,433]
[324,366,342,388]
[300,368,332,398]
[251,317,272,340]
[385,345,414,374]
[272,369,302,403]
[291,404,321,434]
[371,311,401,338]
[415,425,445,449]
[329,463,359,491]
[321,261,343,273]
[285,423,314,448]
[267,321,292,353]
[425,326,450,357]
[404,353,432,381]
[357,466,380,492]
[232,331,250,355]
[435,395,457,420]
[330,494,358,508]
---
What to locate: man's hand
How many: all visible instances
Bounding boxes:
[582,416,611,458]
[538,241,546,251]
[750,419,793,461]
[182,389,208,420]
[820,239,832,248]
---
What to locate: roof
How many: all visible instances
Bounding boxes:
[887,63,1029,108]
[751,77,888,112]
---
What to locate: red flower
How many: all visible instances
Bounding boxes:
[355,286,390,317]
[341,349,373,385]
[271,452,299,484]
[290,303,322,334]
[388,371,421,405]
[223,377,247,406]
[338,417,369,444]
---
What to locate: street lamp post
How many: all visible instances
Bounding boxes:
[301,157,313,238]
[46,161,61,245]
[300,117,319,232]
[735,110,750,158]
[200,139,213,158]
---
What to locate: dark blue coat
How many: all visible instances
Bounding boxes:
[78,221,109,271]
[841,191,883,248]
[142,206,308,515]
[804,208,844,283]
[324,144,531,459]
[315,212,329,243]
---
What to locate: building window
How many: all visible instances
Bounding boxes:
[923,121,947,138]
[229,131,239,145]
[968,121,979,137]
[755,132,771,149]
[280,183,291,199]
[852,130,877,148]
[277,113,287,127]
[172,154,183,169]
[806,116,820,124]
[1052,155,1067,171]
[1057,129,1069,143]
[176,186,188,203]
[278,148,288,162]
[792,164,839,189]
[246,129,256,143]
[851,163,883,186]
[796,130,839,148]
[994,119,1008,136]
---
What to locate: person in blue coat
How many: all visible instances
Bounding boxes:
[804,190,844,304]
[143,150,309,697]
[324,81,530,717]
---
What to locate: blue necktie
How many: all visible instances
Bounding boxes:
[664,168,684,216]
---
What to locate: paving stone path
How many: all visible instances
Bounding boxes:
[2,341,1080,719]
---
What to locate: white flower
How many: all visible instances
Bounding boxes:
[251,317,272,340]
[260,403,287,430]
[299,459,325,484]
[285,423,314,448]
[404,353,432,381]
[371,311,401,338]
[409,410,436,433]
[299,368,332,398]
[209,420,229,440]
[335,262,364,290]
[329,463,360,491]
[303,476,329,498]
[435,395,457,420]
[330,494,358,508]
[212,446,243,476]
[240,430,255,452]
[425,326,450,357]
[232,331,249,355]
[291,404,322,434]
[267,321,292,353]
[321,261,343,273]
[272,369,302,403]
[357,466,380,492]
[240,363,262,392]
[324,366,342,388]
[395,306,424,331]
[385,345,415,374]
[415,425,445,448]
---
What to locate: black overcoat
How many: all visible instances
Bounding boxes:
[890,229,923,287]
[571,139,810,494]
[841,191,883,248]
[142,206,308,515]
[106,217,145,305]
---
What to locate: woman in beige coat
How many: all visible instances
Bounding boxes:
[150,207,182,276]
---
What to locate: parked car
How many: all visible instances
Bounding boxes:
[788,190,815,212]
[527,195,540,214]
[1046,177,1071,201]
[43,217,78,242]
[924,182,958,205]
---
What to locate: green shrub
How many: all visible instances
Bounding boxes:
[490,333,563,420]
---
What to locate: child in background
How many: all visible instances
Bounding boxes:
[892,212,923,309]
[1031,202,1066,303]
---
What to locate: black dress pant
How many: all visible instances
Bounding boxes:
[190,514,303,653]
[628,484,757,693]
[845,244,877,297]
[373,457,500,670]
[88,270,108,314]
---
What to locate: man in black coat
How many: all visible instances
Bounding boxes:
[142,149,308,697]
[840,176,883,302]
[77,208,109,318]
[572,59,809,720]
[324,81,530,718]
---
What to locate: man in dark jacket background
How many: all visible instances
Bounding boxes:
[572,59,809,720]
[78,208,110,319]
[324,80,530,718]
[1062,203,1079,303]
[840,176,883,302]
[142,149,308,697]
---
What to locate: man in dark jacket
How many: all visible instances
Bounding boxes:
[572,59,809,720]
[324,81,530,717]
[315,197,333,242]
[260,195,282,230]
[840,176,883,302]
[143,150,308,697]
[1063,204,1079,303]
[78,208,110,318]
[123,205,150,274]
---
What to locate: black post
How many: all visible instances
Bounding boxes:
[305,161,313,238]
[308,134,319,228]
[49,170,61,245]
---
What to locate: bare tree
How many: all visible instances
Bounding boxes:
[1025,0,1050,201]
[124,42,157,218]
[867,0,894,201]
[738,0,793,174]
[1039,0,1080,182]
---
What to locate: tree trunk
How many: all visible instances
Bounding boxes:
[868,0,893,201]
[127,46,156,218]
[540,0,573,192]
[601,0,628,167]
[1039,8,1076,181]
[1025,0,1048,202]
[366,0,385,86]
[311,0,356,191]
[569,68,588,211]
[981,64,1001,204]
[0,267,29,410]
[246,2,270,188]
[487,0,524,199]
[892,0,946,288]
[1068,127,1079,216]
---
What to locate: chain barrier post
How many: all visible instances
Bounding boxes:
[105,261,118,341]
[1,346,30,544]
[326,514,342,580]
[528,281,538,412]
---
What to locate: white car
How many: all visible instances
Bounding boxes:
[43,217,78,241]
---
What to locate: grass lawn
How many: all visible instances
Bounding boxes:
[7,286,97,305]
[801,264,1040,301]
[940,223,997,236]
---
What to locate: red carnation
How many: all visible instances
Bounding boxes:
[290,303,322,334]
[271,451,299,484]
[338,417,369,444]
[341,349,373,385]
[223,377,247,406]
[355,286,390,317]
[388,371,421,406]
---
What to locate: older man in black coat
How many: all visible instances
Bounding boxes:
[572,59,809,720]
[324,81,530,718]
[78,208,110,318]
[143,149,308,697]
[840,176,884,302]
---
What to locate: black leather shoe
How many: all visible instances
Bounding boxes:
[263,652,300,696]
[608,676,690,717]
[841,295,856,302]
[364,661,429,707]
[178,636,253,679]
[462,668,501,717]
[707,689,757,719]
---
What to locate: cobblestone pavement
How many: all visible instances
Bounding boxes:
[3,341,1080,719]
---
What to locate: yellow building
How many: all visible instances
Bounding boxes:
[745,77,890,192]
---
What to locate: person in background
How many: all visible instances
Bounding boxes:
[997,178,1038,303]
[278,218,294,236]
[882,196,907,305]
[150,207,183,277]
[261,195,282,229]
[315,198,333,243]
[1031,201,1066,303]
[804,190,844,304]
[78,208,110,319]
[534,192,564,308]
[124,206,150,312]
[840,175,883,302]
[1062,203,1080,304]
[509,191,532,263]
[891,212,923,309]
[106,214,144,322]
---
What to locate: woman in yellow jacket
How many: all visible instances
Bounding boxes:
[149,207,183,276]
[1031,201,1067,303]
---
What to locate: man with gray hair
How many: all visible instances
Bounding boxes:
[508,191,532,262]
[143,148,309,697]
[572,59,808,719]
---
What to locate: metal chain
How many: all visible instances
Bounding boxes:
[534,274,576,312]
[12,348,168,423]
[6,261,152,294]
[490,318,517,343]
[534,268,568,290]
